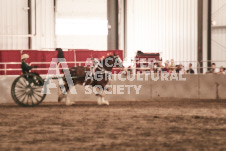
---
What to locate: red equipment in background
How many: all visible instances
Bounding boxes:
[135,51,160,73]
[69,49,124,74]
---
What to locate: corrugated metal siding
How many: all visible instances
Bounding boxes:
[0,0,28,49]
[118,0,125,51]
[0,0,55,50]
[126,0,198,65]
[211,0,226,68]
[31,0,55,50]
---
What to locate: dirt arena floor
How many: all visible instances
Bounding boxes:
[0,100,226,150]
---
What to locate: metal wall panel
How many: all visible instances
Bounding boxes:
[31,0,55,50]
[126,0,198,67]
[211,0,226,68]
[0,0,28,49]
[0,0,55,50]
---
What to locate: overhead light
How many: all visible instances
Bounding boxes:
[211,20,217,26]
[56,19,108,36]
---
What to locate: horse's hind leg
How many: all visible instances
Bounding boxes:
[58,80,66,102]
[58,83,68,102]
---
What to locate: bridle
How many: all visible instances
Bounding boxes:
[91,55,122,77]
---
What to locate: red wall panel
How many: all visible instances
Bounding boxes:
[64,51,75,68]
[1,49,124,75]
[0,50,21,75]
[69,49,94,66]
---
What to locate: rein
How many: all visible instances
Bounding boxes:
[90,57,115,79]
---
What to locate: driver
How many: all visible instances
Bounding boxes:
[21,54,37,74]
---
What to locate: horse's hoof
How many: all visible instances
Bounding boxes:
[103,101,109,106]
[66,102,75,106]
[58,94,65,103]
[105,101,109,106]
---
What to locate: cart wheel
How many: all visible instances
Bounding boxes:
[11,73,46,107]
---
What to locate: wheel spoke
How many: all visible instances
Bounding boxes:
[26,95,30,105]
[18,93,27,102]
[32,94,39,104]
[22,77,29,85]
[15,89,26,93]
[31,86,43,93]
[15,85,25,89]
[14,91,25,95]
[16,92,26,99]
[21,94,28,103]
[18,79,27,87]
[29,94,35,105]
[16,80,26,88]
[15,85,26,90]
[14,87,26,94]
[33,89,42,93]
[32,94,39,103]
[33,91,43,98]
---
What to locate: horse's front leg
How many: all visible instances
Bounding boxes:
[96,85,109,106]
[97,95,109,106]
[101,96,109,106]
[58,80,74,106]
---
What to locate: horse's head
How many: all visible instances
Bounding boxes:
[101,54,124,71]
[113,53,124,68]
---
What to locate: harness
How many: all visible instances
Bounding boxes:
[85,58,112,82]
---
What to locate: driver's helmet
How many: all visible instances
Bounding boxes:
[21,54,29,60]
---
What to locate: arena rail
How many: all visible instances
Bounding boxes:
[1,60,226,75]
[0,61,123,75]
[0,62,22,75]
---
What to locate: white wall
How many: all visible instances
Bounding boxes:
[56,0,107,50]
[31,0,55,50]
[125,0,198,69]
[0,0,55,50]
[118,0,125,52]
[211,0,226,68]
[0,0,28,49]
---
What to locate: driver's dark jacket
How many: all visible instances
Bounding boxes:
[21,61,33,74]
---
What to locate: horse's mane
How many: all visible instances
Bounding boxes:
[102,55,114,61]
[99,55,115,63]
[99,55,115,71]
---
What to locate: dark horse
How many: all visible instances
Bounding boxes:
[58,54,123,105]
